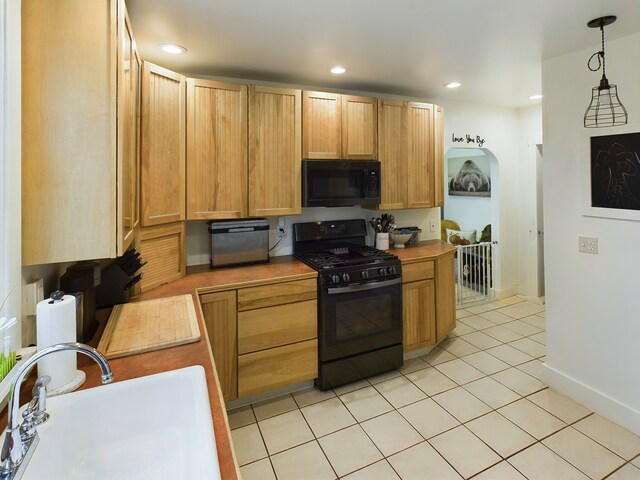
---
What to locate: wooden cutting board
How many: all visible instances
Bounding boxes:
[98,294,201,359]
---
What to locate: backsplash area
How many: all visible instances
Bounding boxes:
[186,207,441,266]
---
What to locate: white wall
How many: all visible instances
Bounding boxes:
[542,32,640,434]
[186,207,441,266]
[517,105,543,298]
[435,99,523,295]
[444,148,491,234]
[1,0,21,347]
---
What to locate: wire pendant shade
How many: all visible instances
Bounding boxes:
[583,15,628,128]
[584,84,628,128]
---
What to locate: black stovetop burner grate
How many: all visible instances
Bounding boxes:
[296,245,397,270]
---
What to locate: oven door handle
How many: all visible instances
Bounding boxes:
[326,277,402,294]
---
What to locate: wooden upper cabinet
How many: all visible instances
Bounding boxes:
[140,62,186,226]
[434,104,445,207]
[22,0,121,265]
[117,7,136,255]
[378,99,408,210]
[407,102,434,209]
[302,91,342,159]
[132,47,142,230]
[248,85,302,217]
[186,79,247,220]
[342,95,377,159]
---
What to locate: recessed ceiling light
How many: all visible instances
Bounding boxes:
[444,82,461,89]
[159,44,187,55]
[330,66,346,74]
[529,94,543,100]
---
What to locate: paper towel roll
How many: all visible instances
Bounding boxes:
[36,292,85,394]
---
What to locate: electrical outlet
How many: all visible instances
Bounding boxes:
[578,236,598,254]
[277,216,286,238]
[429,220,437,233]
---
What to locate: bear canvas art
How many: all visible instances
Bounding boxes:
[448,157,491,197]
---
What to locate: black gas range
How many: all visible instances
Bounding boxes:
[294,219,403,390]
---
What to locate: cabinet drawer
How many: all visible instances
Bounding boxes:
[402,261,435,283]
[238,300,317,354]
[237,278,317,311]
[238,339,318,397]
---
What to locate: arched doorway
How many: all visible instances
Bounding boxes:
[443,147,501,301]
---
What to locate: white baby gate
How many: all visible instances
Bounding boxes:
[455,242,496,307]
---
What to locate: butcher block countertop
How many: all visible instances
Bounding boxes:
[392,239,458,263]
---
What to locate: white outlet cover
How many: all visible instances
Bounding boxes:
[578,236,598,254]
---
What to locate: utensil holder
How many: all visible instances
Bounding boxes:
[376,232,389,250]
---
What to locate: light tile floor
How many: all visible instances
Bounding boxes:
[229,296,640,479]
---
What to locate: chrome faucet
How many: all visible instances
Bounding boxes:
[0,343,114,479]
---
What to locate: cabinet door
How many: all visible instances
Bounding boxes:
[341,95,377,160]
[138,221,186,292]
[378,99,408,209]
[187,79,247,219]
[117,6,135,255]
[302,91,341,159]
[22,0,117,265]
[436,253,456,342]
[132,46,141,230]
[407,102,434,208]
[200,291,238,402]
[140,62,186,226]
[434,105,445,207]
[403,279,436,352]
[248,85,302,216]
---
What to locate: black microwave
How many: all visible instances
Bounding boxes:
[302,160,381,207]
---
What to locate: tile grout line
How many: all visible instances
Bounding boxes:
[295,394,341,480]
[239,301,633,480]
[602,455,640,479]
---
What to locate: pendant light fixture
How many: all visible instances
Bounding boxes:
[583,15,627,128]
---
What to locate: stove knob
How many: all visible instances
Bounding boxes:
[361,270,369,279]
[330,274,340,284]
[387,266,396,275]
[378,268,386,276]
[342,273,351,282]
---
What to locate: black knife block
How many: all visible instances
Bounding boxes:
[95,264,131,308]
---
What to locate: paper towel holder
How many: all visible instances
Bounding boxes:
[36,291,86,396]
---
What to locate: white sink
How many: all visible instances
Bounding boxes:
[21,366,220,480]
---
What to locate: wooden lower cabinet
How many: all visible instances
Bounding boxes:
[401,254,456,352]
[403,279,436,352]
[436,253,456,341]
[200,279,318,401]
[238,339,318,398]
[402,259,436,352]
[200,291,238,402]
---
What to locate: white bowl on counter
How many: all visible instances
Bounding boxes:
[389,232,413,248]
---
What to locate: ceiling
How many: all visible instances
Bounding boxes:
[127,0,640,108]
